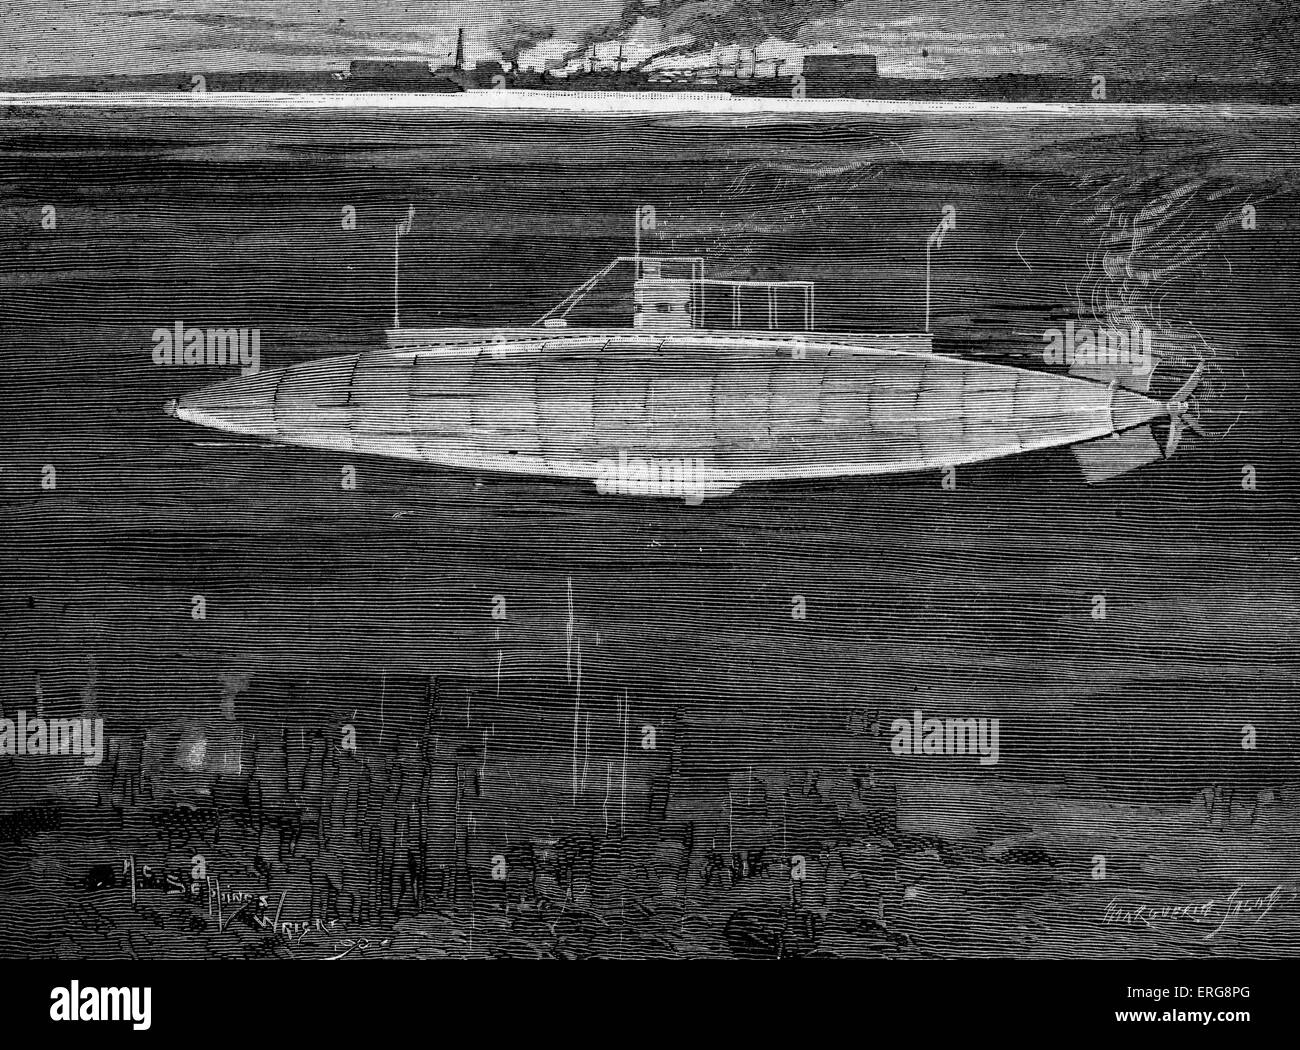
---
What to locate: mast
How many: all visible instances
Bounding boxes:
[394,205,415,328]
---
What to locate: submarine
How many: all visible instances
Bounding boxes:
[167,219,1208,503]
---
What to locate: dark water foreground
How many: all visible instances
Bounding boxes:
[0,102,1297,958]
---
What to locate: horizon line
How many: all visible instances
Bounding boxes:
[1,90,1296,118]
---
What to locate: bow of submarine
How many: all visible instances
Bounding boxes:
[166,368,285,439]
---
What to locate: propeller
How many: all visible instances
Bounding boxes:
[1169,362,1206,405]
[1163,362,1210,458]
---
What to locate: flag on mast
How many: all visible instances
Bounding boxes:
[928,213,953,249]
[397,204,416,237]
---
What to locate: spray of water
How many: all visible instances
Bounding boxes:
[1051,172,1264,439]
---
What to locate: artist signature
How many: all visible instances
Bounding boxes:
[326,936,393,961]
[1103,885,1295,940]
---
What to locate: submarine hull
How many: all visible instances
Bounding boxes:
[171,328,1164,495]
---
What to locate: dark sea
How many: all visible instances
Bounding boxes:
[1,97,1297,957]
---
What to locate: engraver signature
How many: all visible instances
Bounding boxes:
[1103,885,1295,941]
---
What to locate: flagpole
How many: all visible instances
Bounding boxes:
[393,223,400,329]
[926,210,954,336]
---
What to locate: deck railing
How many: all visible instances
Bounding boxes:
[533,255,815,331]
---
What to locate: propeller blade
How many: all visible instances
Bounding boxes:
[1165,416,1185,458]
[1170,362,1206,404]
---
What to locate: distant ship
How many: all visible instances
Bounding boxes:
[167,219,1207,502]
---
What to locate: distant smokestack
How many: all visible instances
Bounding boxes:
[455,28,464,70]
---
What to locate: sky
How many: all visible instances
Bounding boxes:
[0,0,1295,79]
